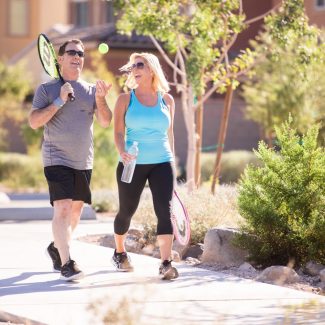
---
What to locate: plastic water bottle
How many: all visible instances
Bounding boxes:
[121,141,139,183]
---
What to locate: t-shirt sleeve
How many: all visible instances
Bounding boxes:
[32,84,50,110]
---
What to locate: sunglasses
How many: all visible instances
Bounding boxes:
[65,50,85,58]
[130,62,145,70]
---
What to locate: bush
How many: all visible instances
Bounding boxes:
[92,190,119,213]
[236,119,325,267]
[91,126,118,190]
[0,152,45,190]
[201,150,261,184]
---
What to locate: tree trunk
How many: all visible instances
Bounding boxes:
[194,95,203,187]
[211,86,234,194]
[184,86,196,192]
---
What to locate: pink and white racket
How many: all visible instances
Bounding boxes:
[171,190,191,246]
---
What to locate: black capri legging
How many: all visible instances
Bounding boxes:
[114,161,175,235]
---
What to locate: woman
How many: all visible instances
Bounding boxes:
[112,52,178,280]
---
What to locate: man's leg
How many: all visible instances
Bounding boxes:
[52,199,73,266]
[71,200,84,232]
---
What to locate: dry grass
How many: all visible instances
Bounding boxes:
[131,184,244,245]
[92,184,243,245]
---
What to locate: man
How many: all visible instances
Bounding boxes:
[29,39,112,281]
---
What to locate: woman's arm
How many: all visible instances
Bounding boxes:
[114,93,134,164]
[164,93,175,155]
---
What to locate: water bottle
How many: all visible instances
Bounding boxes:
[121,141,139,183]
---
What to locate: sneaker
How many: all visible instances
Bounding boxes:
[60,259,84,281]
[47,242,61,272]
[159,260,179,280]
[111,250,134,272]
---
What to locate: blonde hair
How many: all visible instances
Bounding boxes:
[120,52,170,93]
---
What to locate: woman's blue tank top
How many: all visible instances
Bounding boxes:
[124,90,174,164]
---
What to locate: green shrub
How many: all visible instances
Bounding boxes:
[237,119,325,267]
[0,152,45,190]
[201,150,261,184]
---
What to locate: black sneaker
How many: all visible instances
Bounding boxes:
[112,250,134,272]
[47,242,61,272]
[60,259,84,281]
[159,260,179,280]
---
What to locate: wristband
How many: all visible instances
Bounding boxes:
[53,97,65,109]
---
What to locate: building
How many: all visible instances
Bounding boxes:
[0,0,324,164]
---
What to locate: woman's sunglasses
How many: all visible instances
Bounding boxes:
[130,62,145,70]
[65,50,85,58]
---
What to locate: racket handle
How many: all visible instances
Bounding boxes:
[68,93,75,101]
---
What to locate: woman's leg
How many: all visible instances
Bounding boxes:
[114,162,148,252]
[148,162,175,261]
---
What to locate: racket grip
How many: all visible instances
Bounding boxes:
[68,93,75,101]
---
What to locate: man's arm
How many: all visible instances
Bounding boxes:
[95,80,113,128]
[29,103,61,129]
[29,82,72,129]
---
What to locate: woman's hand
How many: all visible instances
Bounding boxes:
[120,151,136,165]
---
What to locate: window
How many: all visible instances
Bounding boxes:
[72,0,89,27]
[316,0,325,8]
[105,1,114,23]
[8,0,29,36]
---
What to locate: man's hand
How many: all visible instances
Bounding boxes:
[60,82,74,102]
[95,80,112,98]
[94,80,113,128]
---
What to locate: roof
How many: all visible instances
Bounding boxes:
[9,23,155,65]
[51,23,155,50]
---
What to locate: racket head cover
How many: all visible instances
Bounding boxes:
[171,191,191,246]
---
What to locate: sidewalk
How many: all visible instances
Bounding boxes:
[0,209,325,324]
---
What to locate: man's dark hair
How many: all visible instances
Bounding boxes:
[58,39,85,56]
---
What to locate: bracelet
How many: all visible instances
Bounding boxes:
[53,97,65,109]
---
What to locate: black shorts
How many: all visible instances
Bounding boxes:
[44,165,92,206]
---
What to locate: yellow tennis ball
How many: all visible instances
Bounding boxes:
[98,43,109,54]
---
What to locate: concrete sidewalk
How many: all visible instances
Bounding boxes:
[0,219,325,325]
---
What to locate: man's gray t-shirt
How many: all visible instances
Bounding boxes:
[32,79,97,170]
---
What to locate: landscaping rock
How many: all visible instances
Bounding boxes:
[201,227,248,267]
[256,266,300,285]
[320,269,325,283]
[0,192,10,204]
[182,244,204,260]
[304,261,325,276]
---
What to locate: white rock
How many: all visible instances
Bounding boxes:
[0,192,10,204]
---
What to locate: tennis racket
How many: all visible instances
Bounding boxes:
[37,33,75,101]
[171,190,191,246]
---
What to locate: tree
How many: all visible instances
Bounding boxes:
[242,5,325,146]
[0,60,32,149]
[113,0,276,191]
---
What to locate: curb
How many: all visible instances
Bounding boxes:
[0,204,96,221]
[0,310,46,325]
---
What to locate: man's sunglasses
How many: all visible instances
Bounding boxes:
[65,50,85,58]
[130,62,145,70]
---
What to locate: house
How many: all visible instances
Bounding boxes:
[0,0,324,165]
